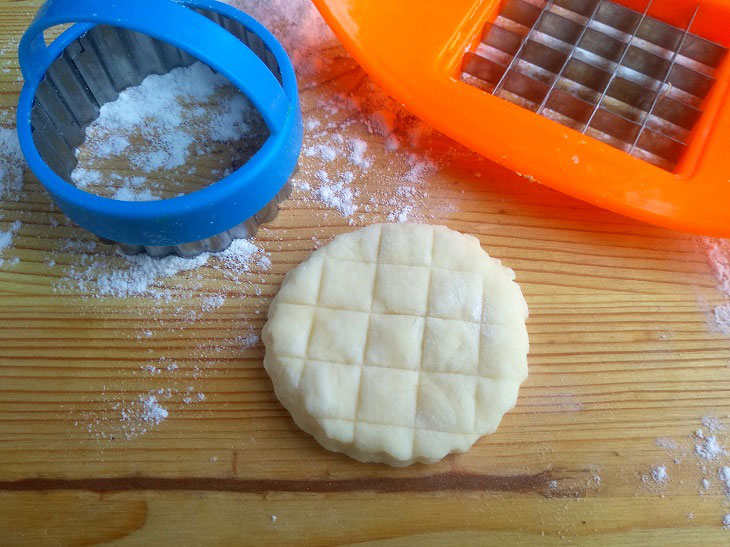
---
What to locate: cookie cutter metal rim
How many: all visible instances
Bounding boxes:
[16,0,302,255]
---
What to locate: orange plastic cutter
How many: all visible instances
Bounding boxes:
[312,0,730,237]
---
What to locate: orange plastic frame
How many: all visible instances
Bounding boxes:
[312,0,730,237]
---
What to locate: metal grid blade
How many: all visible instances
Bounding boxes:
[462,0,728,171]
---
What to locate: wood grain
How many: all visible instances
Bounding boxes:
[2,1,730,544]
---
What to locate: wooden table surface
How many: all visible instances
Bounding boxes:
[2,1,730,544]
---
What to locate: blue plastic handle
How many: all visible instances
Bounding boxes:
[16,0,302,246]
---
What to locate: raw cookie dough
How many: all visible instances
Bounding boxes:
[262,223,528,466]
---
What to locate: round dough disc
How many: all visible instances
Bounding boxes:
[262,223,528,466]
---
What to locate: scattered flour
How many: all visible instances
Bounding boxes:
[651,466,668,484]
[220,0,445,225]
[712,305,730,335]
[293,120,434,223]
[78,62,254,169]
[215,238,272,279]
[235,328,260,349]
[404,153,437,183]
[34,0,447,445]
[656,438,677,450]
[704,238,730,295]
[290,92,439,224]
[348,138,371,169]
[0,126,24,201]
[225,0,336,76]
[78,357,221,440]
[702,238,730,334]
[0,219,20,251]
[304,143,337,162]
[653,416,730,528]
[88,174,157,202]
[139,395,168,425]
[142,364,162,375]
[71,61,265,199]
[387,204,413,224]
[67,250,209,298]
[202,294,226,312]
[720,466,730,495]
[312,171,359,220]
[702,416,724,434]
[695,433,726,461]
[62,237,270,299]
[182,386,207,405]
[0,0,441,447]
[0,219,21,266]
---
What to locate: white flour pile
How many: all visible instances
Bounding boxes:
[0,218,20,267]
[0,38,20,80]
[72,61,265,201]
[651,465,668,484]
[0,126,24,202]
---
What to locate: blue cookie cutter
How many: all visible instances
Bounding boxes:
[17,0,301,257]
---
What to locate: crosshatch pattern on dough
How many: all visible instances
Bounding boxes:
[263,224,529,466]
